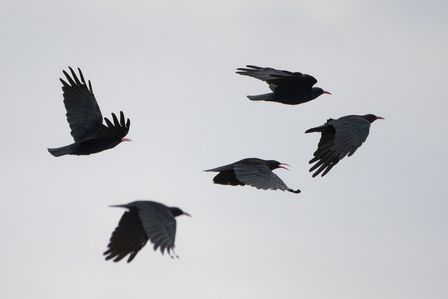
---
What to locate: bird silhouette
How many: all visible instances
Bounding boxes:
[104,201,190,263]
[306,114,384,177]
[48,67,130,156]
[236,65,330,105]
[205,158,300,193]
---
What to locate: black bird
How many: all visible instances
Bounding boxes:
[205,158,301,193]
[48,67,130,157]
[104,201,190,263]
[236,65,331,105]
[306,114,384,177]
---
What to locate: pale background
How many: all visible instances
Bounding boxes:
[1,1,447,298]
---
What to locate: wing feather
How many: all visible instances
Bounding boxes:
[307,116,372,177]
[94,111,130,139]
[137,203,177,257]
[236,65,317,88]
[60,67,103,142]
[103,207,148,263]
[233,162,291,191]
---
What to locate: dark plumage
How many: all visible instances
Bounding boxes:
[306,114,384,177]
[236,65,331,105]
[204,158,301,193]
[48,67,130,157]
[104,201,190,263]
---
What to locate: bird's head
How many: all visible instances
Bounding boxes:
[363,114,385,123]
[170,208,191,218]
[312,87,331,100]
[267,160,290,171]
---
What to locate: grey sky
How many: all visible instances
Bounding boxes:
[1,0,447,298]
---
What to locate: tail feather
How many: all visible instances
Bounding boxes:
[247,93,275,102]
[47,144,77,157]
[305,124,332,134]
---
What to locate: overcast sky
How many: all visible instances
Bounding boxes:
[1,0,447,298]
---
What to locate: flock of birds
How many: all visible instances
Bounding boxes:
[48,66,383,263]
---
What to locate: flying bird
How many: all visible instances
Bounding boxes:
[47,67,130,157]
[305,114,384,177]
[104,201,190,263]
[236,65,331,105]
[204,158,301,193]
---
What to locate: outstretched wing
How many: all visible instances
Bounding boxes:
[237,65,294,82]
[307,116,372,177]
[60,67,103,142]
[233,161,292,191]
[94,111,130,139]
[104,206,148,263]
[236,65,317,91]
[203,163,235,173]
[136,202,177,257]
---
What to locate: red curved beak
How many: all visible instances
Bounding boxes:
[121,138,132,142]
[323,90,331,95]
[279,163,290,170]
[376,116,385,120]
[183,212,191,217]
